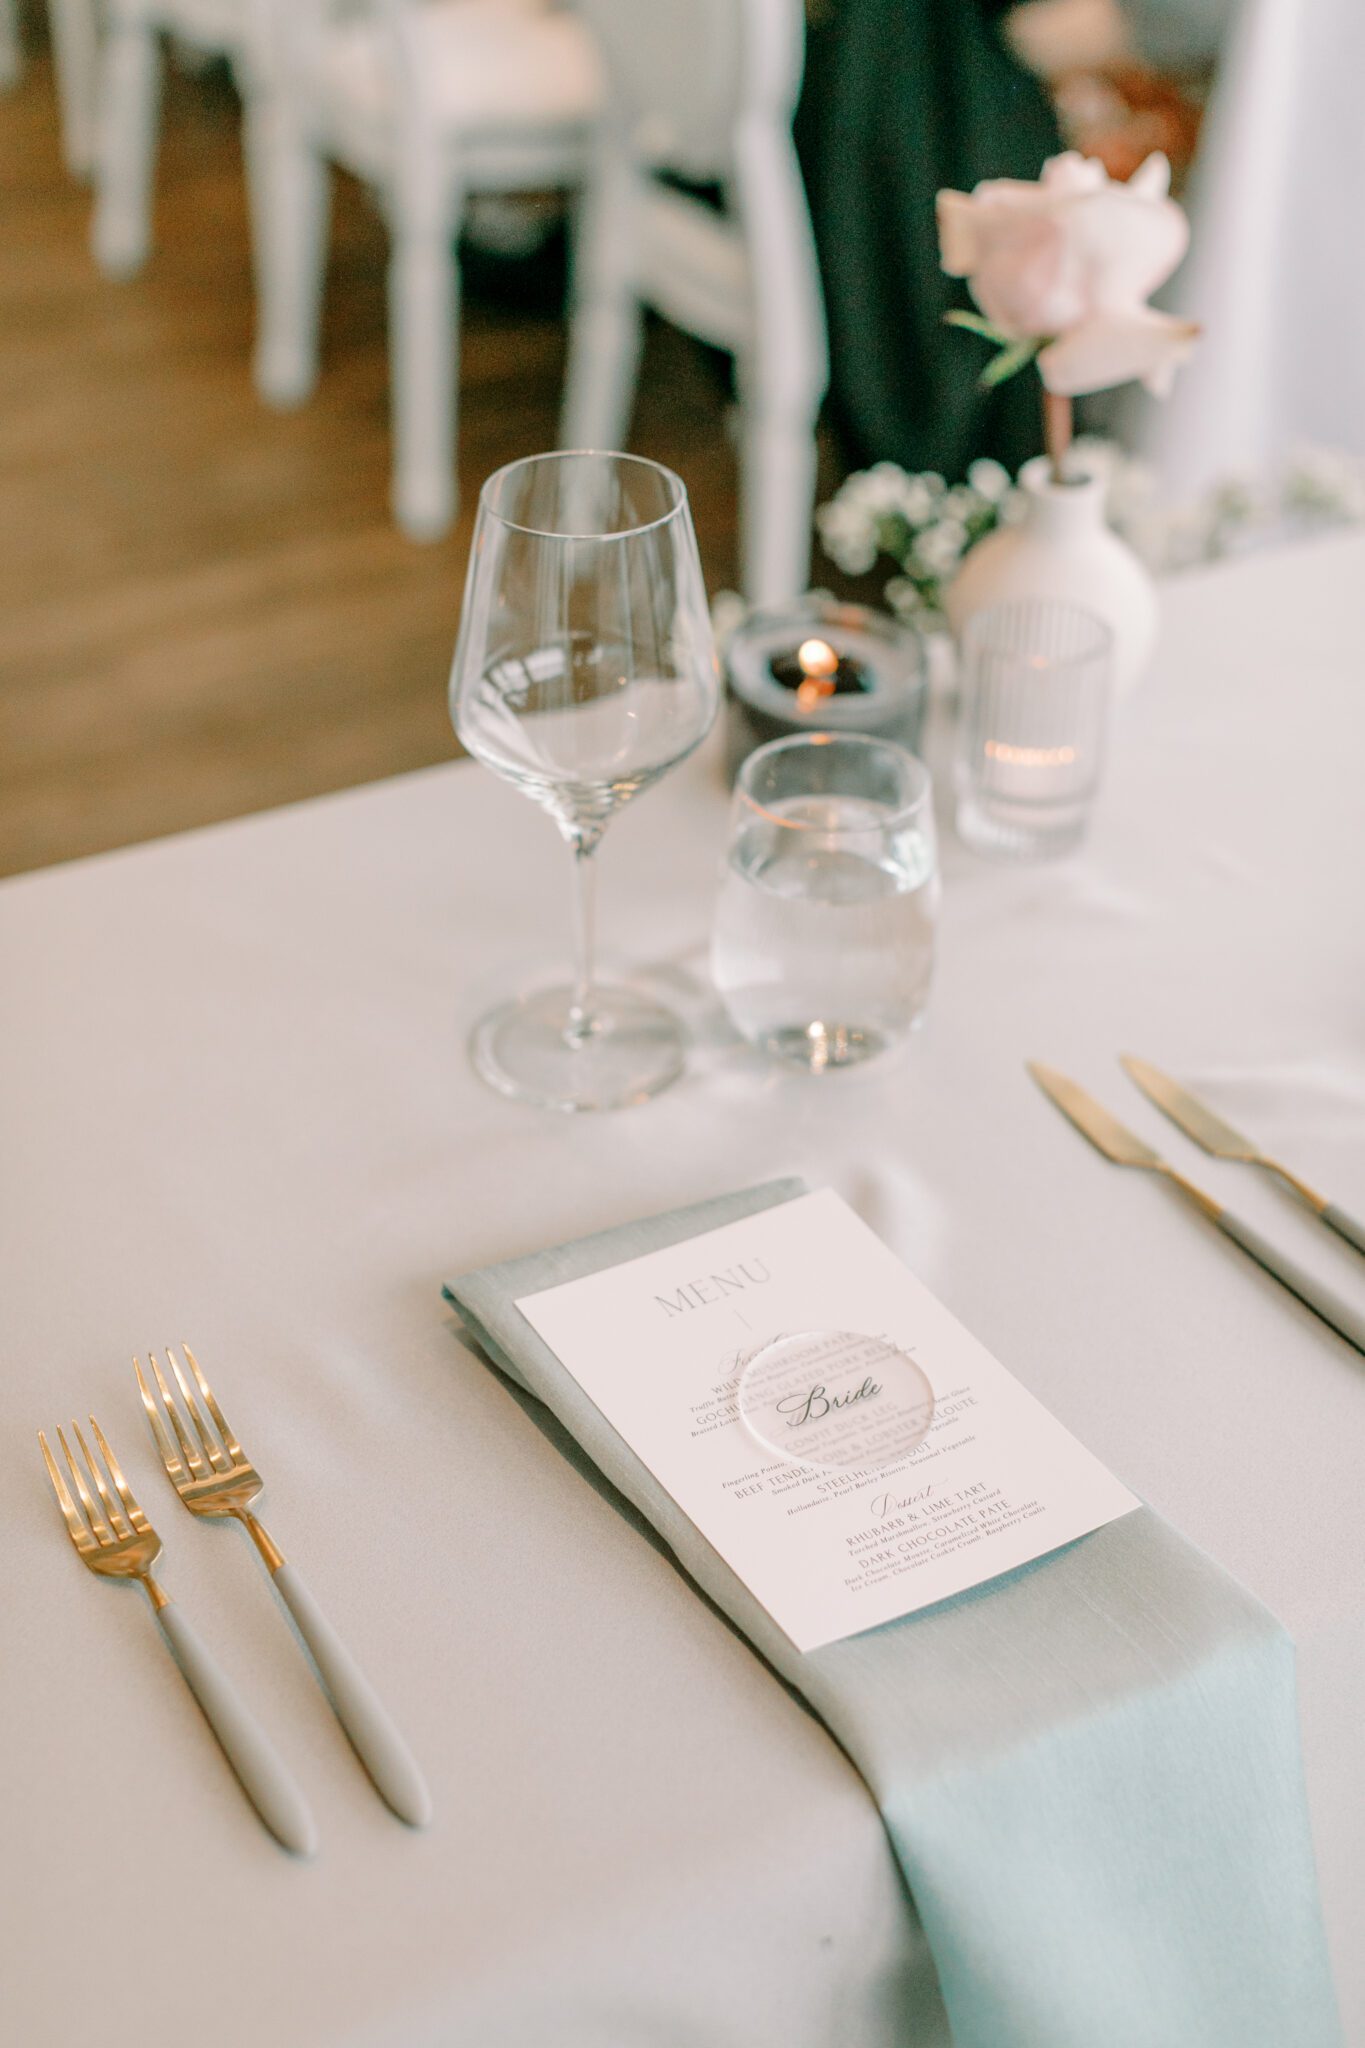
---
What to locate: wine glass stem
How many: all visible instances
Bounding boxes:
[567,840,597,1045]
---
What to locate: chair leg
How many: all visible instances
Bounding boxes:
[91,9,161,277]
[0,0,21,93]
[388,196,461,541]
[560,142,642,450]
[730,120,828,606]
[740,406,818,607]
[244,89,330,409]
[49,0,101,177]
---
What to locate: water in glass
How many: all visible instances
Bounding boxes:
[712,735,938,1070]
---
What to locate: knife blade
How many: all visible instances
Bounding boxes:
[1028,1061,1365,1354]
[1121,1055,1365,1260]
[1119,1056,1258,1159]
[1027,1063,1165,1170]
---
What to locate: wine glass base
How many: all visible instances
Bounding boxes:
[470,985,686,1113]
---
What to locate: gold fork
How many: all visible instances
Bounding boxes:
[39,1418,316,1856]
[136,1345,430,1827]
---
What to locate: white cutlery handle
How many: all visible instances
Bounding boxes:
[272,1563,432,1828]
[1216,1210,1365,1356]
[155,1600,318,1857]
[1322,1202,1365,1259]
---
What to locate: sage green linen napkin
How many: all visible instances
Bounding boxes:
[444,1179,1340,2048]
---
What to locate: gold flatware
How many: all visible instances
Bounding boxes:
[1028,1063,1365,1355]
[1121,1055,1365,1259]
[38,1417,316,1855]
[136,1344,431,1828]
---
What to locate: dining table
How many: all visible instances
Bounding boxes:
[2,526,1362,2047]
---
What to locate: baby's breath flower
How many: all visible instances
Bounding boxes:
[1284,446,1365,522]
[966,457,1011,502]
[816,494,879,574]
[895,476,939,526]
[855,466,918,517]
[884,576,923,618]
[829,533,879,576]
[914,519,968,574]
[821,437,1365,601]
[1210,475,1268,526]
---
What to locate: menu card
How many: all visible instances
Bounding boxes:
[517,1189,1138,1652]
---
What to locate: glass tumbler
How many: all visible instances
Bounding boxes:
[954,598,1113,860]
[711,733,939,1071]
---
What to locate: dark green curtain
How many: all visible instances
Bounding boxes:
[795,0,1064,479]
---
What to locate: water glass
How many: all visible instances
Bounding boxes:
[711,733,939,1071]
[955,599,1113,860]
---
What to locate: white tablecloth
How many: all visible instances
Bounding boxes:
[2,532,1362,2047]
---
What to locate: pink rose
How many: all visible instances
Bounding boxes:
[937,152,1199,397]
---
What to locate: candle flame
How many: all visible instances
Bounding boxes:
[795,636,839,709]
[798,637,838,678]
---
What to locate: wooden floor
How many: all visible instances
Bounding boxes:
[0,27,748,877]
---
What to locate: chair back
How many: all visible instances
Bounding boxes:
[370,0,573,123]
[576,0,803,177]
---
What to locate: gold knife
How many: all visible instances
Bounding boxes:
[1121,1055,1365,1260]
[1028,1063,1365,1355]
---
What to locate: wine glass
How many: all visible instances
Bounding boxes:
[450,451,720,1112]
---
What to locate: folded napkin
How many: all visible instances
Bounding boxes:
[445,1179,1340,2048]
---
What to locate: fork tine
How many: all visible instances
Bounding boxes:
[39,1430,91,1548]
[168,1344,231,1474]
[149,1351,207,1477]
[90,1417,149,1533]
[75,1421,132,1540]
[183,1343,243,1461]
[59,1424,114,1545]
[135,1356,185,1482]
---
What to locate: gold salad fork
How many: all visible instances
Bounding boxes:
[136,1346,431,1827]
[39,1418,316,1855]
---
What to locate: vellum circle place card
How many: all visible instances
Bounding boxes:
[737,1330,936,1470]
[516,1189,1139,1652]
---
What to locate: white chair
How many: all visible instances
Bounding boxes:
[560,0,827,606]
[256,0,600,540]
[47,0,102,175]
[43,0,236,185]
[89,0,265,275]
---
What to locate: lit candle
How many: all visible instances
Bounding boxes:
[980,737,1080,800]
[724,600,927,781]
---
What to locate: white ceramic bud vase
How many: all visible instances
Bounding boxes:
[944,458,1157,696]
